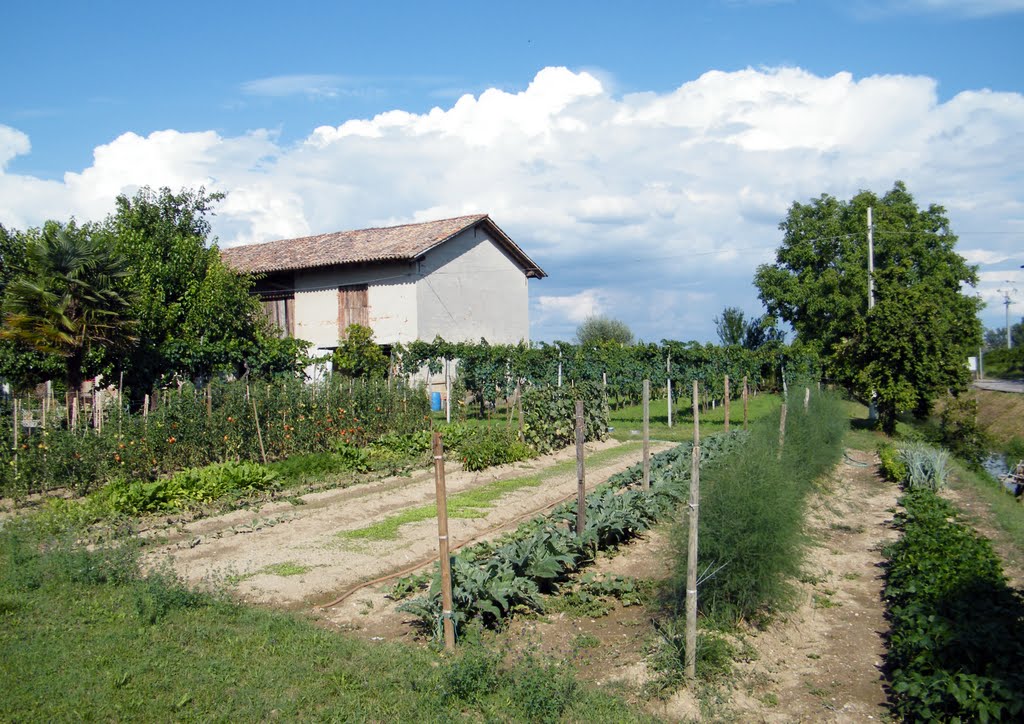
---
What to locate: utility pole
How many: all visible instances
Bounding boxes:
[998,288,1018,349]
[867,207,875,311]
[867,207,877,421]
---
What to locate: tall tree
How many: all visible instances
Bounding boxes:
[714,306,747,346]
[575,315,634,346]
[107,186,304,394]
[0,224,64,390]
[0,221,135,394]
[754,181,982,432]
[742,314,786,350]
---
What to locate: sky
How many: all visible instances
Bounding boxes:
[1,0,1023,343]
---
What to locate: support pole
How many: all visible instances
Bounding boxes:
[804,386,810,412]
[575,400,586,535]
[685,380,700,683]
[778,401,788,460]
[743,375,749,430]
[723,375,730,433]
[666,353,673,428]
[251,395,267,465]
[445,358,451,424]
[432,432,456,651]
[642,379,650,490]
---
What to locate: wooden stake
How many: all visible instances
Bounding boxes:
[12,398,19,451]
[743,376,749,430]
[575,400,586,536]
[206,384,212,418]
[723,375,730,433]
[445,358,451,424]
[778,402,788,460]
[251,395,267,465]
[143,394,149,420]
[432,432,456,651]
[642,379,650,490]
[666,354,673,428]
[685,380,700,683]
[804,386,810,412]
[516,383,524,439]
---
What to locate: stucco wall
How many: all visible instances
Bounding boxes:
[291,263,418,351]
[416,227,530,344]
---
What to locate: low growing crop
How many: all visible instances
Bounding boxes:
[883,489,1024,722]
[398,433,744,633]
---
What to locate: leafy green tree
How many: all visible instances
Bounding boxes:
[107,186,305,394]
[333,324,388,378]
[714,306,748,346]
[743,314,786,350]
[0,224,64,390]
[575,315,633,346]
[755,181,982,432]
[0,221,136,394]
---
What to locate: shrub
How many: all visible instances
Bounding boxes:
[878,442,908,483]
[521,382,608,454]
[440,645,501,703]
[939,395,989,468]
[896,442,949,491]
[457,427,534,472]
[506,655,579,723]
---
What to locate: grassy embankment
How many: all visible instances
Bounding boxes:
[0,518,650,722]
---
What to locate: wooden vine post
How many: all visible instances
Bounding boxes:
[575,400,586,535]
[666,353,673,428]
[250,393,268,465]
[723,375,730,433]
[12,398,19,478]
[804,386,810,412]
[685,380,700,683]
[432,432,456,651]
[778,400,788,460]
[642,379,650,490]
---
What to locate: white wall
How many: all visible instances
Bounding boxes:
[416,227,530,344]
[291,262,418,351]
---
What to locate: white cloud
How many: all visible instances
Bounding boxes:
[1,66,1023,339]
[858,0,1024,17]
[536,290,605,324]
[241,74,350,98]
[0,125,30,168]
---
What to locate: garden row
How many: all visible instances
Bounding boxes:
[883,488,1024,721]
[1,378,609,500]
[395,432,746,633]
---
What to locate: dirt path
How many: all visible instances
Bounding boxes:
[723,450,899,722]
[151,438,670,609]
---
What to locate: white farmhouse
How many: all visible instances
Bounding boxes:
[221,214,546,358]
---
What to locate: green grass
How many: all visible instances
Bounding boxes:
[261,561,312,577]
[609,392,782,443]
[341,443,644,541]
[0,525,649,722]
[946,460,1024,554]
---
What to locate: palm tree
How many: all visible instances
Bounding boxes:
[1,222,136,395]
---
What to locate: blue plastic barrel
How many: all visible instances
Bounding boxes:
[430,391,442,411]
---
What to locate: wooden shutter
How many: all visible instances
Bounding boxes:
[338,284,369,337]
[260,295,294,338]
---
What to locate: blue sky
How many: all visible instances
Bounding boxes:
[2,0,1023,342]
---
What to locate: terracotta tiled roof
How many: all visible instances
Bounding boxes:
[220,214,546,278]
